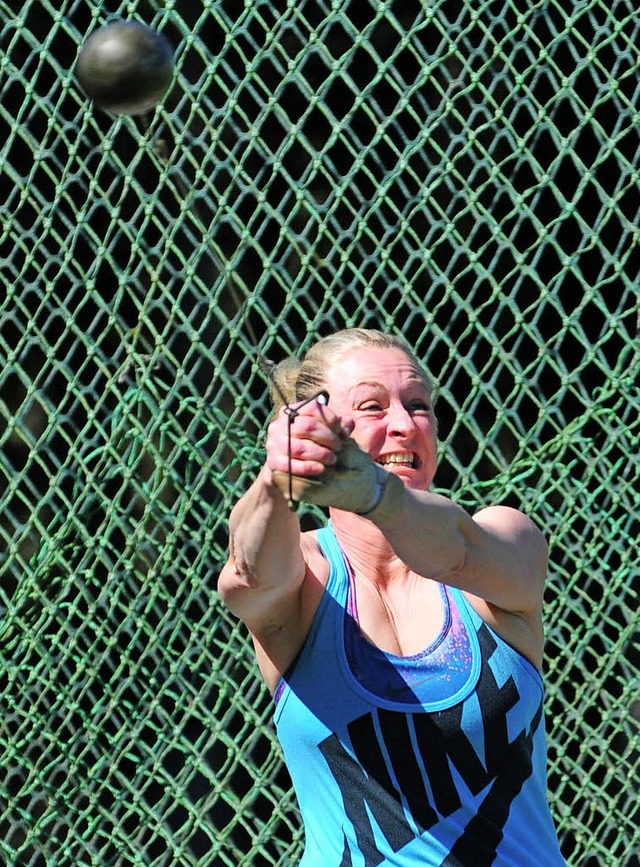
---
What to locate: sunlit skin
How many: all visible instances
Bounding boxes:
[259,347,453,658]
[323,346,438,493]
[264,347,438,495]
[221,344,548,688]
[218,341,562,861]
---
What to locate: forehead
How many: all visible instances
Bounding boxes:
[326,346,430,392]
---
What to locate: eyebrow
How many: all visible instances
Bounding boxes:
[349,376,430,392]
[349,380,385,392]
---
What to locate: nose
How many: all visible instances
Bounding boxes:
[387,402,413,435]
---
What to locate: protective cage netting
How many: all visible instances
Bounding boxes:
[0,0,638,865]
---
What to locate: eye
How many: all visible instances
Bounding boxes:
[408,400,431,413]
[359,401,384,413]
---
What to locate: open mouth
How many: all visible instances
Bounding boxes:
[376,452,419,470]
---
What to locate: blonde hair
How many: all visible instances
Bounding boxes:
[268,328,434,412]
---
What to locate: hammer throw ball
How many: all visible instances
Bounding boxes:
[75,21,174,116]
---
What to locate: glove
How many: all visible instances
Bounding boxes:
[272,437,405,522]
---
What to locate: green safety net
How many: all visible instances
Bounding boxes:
[1,0,638,864]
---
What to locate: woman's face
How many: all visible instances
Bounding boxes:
[324,346,438,490]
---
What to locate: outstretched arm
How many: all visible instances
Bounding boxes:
[220,465,304,627]
[218,397,348,632]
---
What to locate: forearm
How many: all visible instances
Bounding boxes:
[372,486,470,581]
[372,486,547,613]
[228,465,305,591]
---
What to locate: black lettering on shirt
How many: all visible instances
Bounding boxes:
[319,728,415,867]
[318,623,543,865]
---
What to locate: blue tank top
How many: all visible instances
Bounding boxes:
[274,524,565,866]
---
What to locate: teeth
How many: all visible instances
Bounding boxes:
[378,453,414,466]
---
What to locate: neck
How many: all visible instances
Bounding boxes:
[329,508,409,587]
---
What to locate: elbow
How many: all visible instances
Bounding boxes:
[217,560,240,612]
[217,557,263,623]
[441,531,470,581]
[421,519,469,582]
[218,536,256,604]
[224,533,261,590]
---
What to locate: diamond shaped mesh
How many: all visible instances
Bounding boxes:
[1,1,638,865]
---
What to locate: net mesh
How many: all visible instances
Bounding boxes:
[1,0,638,864]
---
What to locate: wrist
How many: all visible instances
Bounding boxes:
[359,469,405,523]
[355,463,387,513]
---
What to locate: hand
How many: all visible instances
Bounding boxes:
[265,395,349,480]
[268,401,404,520]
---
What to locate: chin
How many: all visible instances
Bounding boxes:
[390,468,422,489]
[399,466,435,491]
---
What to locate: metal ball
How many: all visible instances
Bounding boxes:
[75,21,174,116]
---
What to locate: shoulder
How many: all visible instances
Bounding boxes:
[472,505,548,570]
[472,503,547,540]
[473,503,543,530]
[465,505,548,671]
[299,528,330,576]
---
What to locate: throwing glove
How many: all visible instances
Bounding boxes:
[272,437,405,522]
